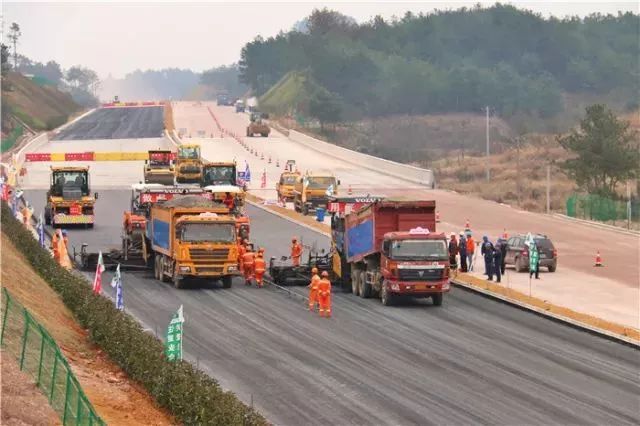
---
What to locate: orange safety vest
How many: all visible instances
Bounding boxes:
[254,256,266,272]
[466,237,475,254]
[291,242,303,259]
[242,251,255,268]
[309,274,320,291]
[318,278,331,298]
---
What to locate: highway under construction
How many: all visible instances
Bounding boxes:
[15,104,639,426]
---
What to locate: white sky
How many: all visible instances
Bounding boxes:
[2,1,638,78]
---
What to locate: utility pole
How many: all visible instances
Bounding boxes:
[516,136,521,207]
[485,106,490,181]
[546,164,551,214]
[627,181,631,230]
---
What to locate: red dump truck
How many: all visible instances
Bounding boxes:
[332,199,451,306]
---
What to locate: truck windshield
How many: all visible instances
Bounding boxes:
[51,171,89,196]
[282,175,297,185]
[178,147,200,159]
[178,222,236,243]
[203,166,236,186]
[390,239,448,261]
[307,177,335,189]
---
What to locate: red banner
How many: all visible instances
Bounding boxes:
[139,191,211,204]
[25,153,51,162]
[65,152,95,161]
[328,202,368,214]
[69,203,81,215]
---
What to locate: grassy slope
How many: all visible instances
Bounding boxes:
[258,71,313,116]
[2,72,79,132]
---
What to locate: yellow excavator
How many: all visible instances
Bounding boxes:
[175,144,203,183]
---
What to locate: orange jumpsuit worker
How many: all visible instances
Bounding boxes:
[238,238,246,271]
[254,249,266,288]
[51,230,60,263]
[308,267,320,311]
[242,244,255,286]
[317,271,332,318]
[291,238,303,267]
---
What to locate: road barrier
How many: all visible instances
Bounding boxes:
[1,287,104,425]
[25,151,167,162]
[287,129,435,188]
[101,101,166,108]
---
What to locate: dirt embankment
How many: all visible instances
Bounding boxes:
[1,234,175,425]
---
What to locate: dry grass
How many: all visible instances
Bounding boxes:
[1,234,175,426]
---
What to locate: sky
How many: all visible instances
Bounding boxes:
[2,1,638,78]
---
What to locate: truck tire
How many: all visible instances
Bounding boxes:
[432,293,443,306]
[160,256,171,283]
[261,133,268,137]
[154,255,160,280]
[548,263,556,272]
[222,276,233,289]
[44,208,51,225]
[360,271,372,298]
[294,200,301,213]
[381,284,394,306]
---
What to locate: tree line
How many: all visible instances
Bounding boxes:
[239,5,639,123]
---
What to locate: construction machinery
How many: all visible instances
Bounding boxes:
[143,150,175,185]
[202,184,249,239]
[149,196,239,289]
[201,161,238,187]
[235,100,245,113]
[293,171,339,215]
[175,144,203,183]
[276,169,301,202]
[44,166,97,228]
[246,112,270,137]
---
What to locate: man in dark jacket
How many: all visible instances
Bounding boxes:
[448,233,459,270]
[458,232,468,272]
[493,243,502,283]
[496,237,508,275]
[481,236,495,280]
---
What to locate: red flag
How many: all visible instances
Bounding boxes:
[92,251,105,294]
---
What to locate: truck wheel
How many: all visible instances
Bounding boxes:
[548,264,556,272]
[302,205,309,216]
[351,269,360,295]
[360,271,372,298]
[154,255,161,281]
[44,209,51,225]
[246,130,251,137]
[432,293,443,306]
[261,133,268,137]
[160,257,171,283]
[294,201,301,213]
[222,276,233,289]
[381,285,394,306]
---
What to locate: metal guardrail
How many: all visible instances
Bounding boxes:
[1,287,105,425]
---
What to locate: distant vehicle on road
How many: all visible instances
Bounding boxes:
[504,234,557,272]
[235,100,245,112]
[216,93,232,106]
[246,112,270,137]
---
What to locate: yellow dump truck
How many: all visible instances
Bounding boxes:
[148,196,239,289]
[276,170,301,202]
[175,144,203,183]
[144,150,175,185]
[45,166,98,228]
[293,171,339,215]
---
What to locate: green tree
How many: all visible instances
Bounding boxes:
[8,23,21,69]
[558,104,640,196]
[308,87,342,130]
[1,44,10,76]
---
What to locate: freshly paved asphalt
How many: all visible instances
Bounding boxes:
[26,189,640,426]
[53,107,164,140]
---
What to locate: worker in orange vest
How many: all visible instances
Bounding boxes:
[254,248,266,288]
[317,271,332,318]
[308,267,320,311]
[238,238,246,271]
[242,243,255,286]
[51,230,60,263]
[291,237,303,267]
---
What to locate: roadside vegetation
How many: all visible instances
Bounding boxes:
[1,203,267,425]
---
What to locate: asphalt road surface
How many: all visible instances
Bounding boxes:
[25,189,640,426]
[53,107,164,140]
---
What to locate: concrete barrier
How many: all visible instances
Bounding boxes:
[287,130,435,188]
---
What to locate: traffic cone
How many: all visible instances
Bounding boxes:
[594,251,603,267]
[502,228,508,239]
[465,219,470,229]
[348,185,353,195]
[276,159,280,167]
[261,153,264,160]
[268,156,272,164]
[436,211,441,223]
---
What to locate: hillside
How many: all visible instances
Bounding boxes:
[2,72,79,133]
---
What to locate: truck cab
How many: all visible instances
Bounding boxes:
[293,172,339,215]
[45,166,97,228]
[276,170,301,202]
[201,162,238,187]
[175,145,202,183]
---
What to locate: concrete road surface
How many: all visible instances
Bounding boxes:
[24,188,640,426]
[172,102,639,328]
[53,107,164,140]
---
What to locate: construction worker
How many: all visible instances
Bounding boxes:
[317,271,332,318]
[242,243,255,286]
[466,233,475,272]
[20,203,30,225]
[51,230,60,263]
[59,230,72,270]
[448,232,458,270]
[459,232,468,273]
[308,267,320,311]
[238,238,246,271]
[493,240,502,283]
[291,237,303,267]
[254,248,266,288]
[481,236,495,281]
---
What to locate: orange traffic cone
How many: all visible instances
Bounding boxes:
[268,156,272,164]
[465,219,470,229]
[348,185,353,195]
[502,228,508,239]
[436,211,441,223]
[594,251,603,267]
[261,153,264,160]
[276,159,280,167]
